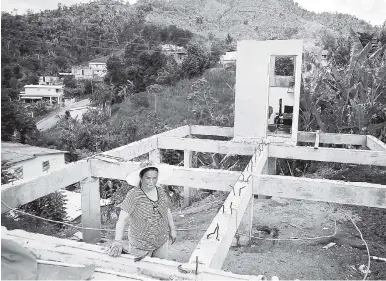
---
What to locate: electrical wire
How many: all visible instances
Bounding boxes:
[349,216,371,281]
[1,199,205,233]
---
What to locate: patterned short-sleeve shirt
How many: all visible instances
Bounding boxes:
[117,185,170,251]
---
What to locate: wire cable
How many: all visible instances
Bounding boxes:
[349,216,371,280]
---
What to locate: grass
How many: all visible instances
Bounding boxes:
[111,67,236,139]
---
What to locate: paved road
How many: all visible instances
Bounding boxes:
[37,99,90,132]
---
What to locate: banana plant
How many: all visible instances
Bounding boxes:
[304,29,386,135]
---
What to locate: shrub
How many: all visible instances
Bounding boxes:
[131,94,150,108]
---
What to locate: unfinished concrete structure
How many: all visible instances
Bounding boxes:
[2,40,386,280]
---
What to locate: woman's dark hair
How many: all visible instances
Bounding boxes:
[139,167,158,178]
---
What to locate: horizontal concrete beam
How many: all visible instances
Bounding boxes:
[297,131,367,146]
[90,160,240,191]
[2,228,264,280]
[96,126,190,161]
[190,125,234,137]
[256,175,386,209]
[189,147,268,269]
[269,144,386,166]
[1,161,90,214]
[366,135,386,151]
[158,137,256,155]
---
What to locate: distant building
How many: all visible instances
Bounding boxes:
[88,56,108,78]
[220,51,237,68]
[19,85,64,104]
[320,50,328,67]
[161,44,187,64]
[39,76,61,85]
[1,142,67,182]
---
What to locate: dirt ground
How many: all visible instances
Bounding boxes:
[166,192,385,280]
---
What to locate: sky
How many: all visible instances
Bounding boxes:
[1,0,385,26]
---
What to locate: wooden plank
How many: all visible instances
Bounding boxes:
[189,147,268,269]
[297,131,366,146]
[1,161,90,214]
[367,135,386,151]
[158,137,256,155]
[81,177,101,243]
[190,125,234,137]
[90,160,240,192]
[256,175,386,209]
[269,144,386,166]
[183,149,193,207]
[2,228,265,280]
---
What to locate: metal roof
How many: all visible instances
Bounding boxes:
[1,142,68,165]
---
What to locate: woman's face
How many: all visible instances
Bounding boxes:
[141,169,158,191]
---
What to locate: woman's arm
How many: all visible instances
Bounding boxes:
[167,208,176,243]
[114,210,129,240]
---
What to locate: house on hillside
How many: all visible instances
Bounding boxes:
[70,56,107,81]
[19,85,64,105]
[161,44,187,64]
[71,66,94,80]
[88,56,108,78]
[1,142,67,182]
[220,51,237,68]
[39,76,61,85]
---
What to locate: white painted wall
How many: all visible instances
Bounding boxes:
[24,87,63,97]
[234,40,303,142]
[269,87,295,115]
[10,154,66,182]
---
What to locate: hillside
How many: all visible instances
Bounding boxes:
[140,0,374,45]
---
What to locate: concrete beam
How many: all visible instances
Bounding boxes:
[2,228,265,281]
[256,175,386,209]
[269,144,386,166]
[189,146,268,269]
[190,125,234,137]
[366,135,386,151]
[1,161,90,214]
[297,131,366,146]
[158,137,256,155]
[95,126,190,161]
[90,160,240,191]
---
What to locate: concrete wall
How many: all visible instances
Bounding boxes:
[234,39,302,142]
[11,154,66,182]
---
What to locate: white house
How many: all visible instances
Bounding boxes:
[71,66,94,80]
[19,85,64,104]
[1,142,67,182]
[88,56,108,78]
[38,76,60,85]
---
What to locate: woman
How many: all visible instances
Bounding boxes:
[108,161,176,260]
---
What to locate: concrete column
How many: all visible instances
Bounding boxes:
[183,150,193,207]
[49,96,52,104]
[81,177,101,243]
[149,149,161,164]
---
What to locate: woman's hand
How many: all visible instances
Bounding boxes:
[108,240,123,257]
[169,228,177,244]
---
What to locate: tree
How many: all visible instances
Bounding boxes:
[1,96,38,143]
[181,44,210,78]
[301,28,386,140]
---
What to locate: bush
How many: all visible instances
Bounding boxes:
[131,94,150,108]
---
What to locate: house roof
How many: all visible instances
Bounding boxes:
[24,85,63,89]
[1,142,68,165]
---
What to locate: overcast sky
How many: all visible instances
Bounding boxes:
[1,0,385,26]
